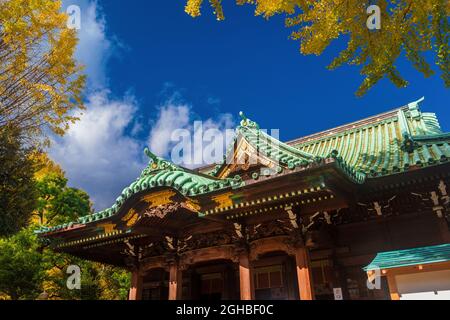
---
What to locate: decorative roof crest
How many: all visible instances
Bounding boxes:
[239,111,259,129]
[141,147,181,177]
[408,96,425,119]
[408,96,425,110]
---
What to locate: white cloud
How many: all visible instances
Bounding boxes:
[203,113,234,131]
[49,1,236,210]
[148,100,235,168]
[49,1,135,210]
[148,103,191,157]
[50,93,236,210]
[50,91,146,211]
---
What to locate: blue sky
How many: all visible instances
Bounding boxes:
[51,1,450,210]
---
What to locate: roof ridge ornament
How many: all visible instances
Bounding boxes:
[239,111,259,129]
[142,147,181,176]
[144,147,159,163]
[408,96,425,119]
[408,96,425,110]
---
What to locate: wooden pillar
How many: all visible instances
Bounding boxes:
[386,274,400,300]
[169,262,183,300]
[129,269,143,300]
[438,218,450,243]
[295,247,314,300]
[239,252,254,300]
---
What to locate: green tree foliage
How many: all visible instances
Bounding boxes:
[0,126,37,237]
[39,250,131,300]
[34,171,91,226]
[42,253,104,300]
[0,152,130,300]
[0,226,130,300]
[101,266,131,300]
[0,227,43,300]
[33,154,130,300]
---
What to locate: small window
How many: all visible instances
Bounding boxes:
[254,265,284,290]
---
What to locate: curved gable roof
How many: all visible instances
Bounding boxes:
[292,98,450,177]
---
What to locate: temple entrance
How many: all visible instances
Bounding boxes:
[310,259,336,300]
[185,260,239,300]
[252,252,299,300]
[199,272,224,300]
[141,268,169,300]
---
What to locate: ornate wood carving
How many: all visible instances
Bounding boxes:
[182,198,201,212]
[122,238,178,271]
[233,223,245,239]
[122,240,140,270]
[122,208,141,227]
[211,192,234,210]
[179,230,234,252]
[97,223,117,233]
[143,203,182,219]
[140,256,166,272]
[357,196,396,217]
[249,236,297,261]
[141,190,176,207]
[285,206,299,229]
[411,184,449,219]
[141,199,200,219]
[247,219,292,241]
[139,241,171,258]
[300,211,338,233]
[179,245,241,269]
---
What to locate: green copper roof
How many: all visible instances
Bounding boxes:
[36,148,244,234]
[210,112,366,184]
[209,112,315,175]
[292,98,450,177]
[37,98,448,236]
[364,243,450,271]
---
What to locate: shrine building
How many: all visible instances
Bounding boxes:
[37,98,450,300]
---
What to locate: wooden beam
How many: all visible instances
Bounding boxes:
[295,247,314,300]
[379,261,450,276]
[386,274,400,300]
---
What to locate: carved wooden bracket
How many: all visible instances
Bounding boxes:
[357,196,396,218]
[179,245,241,269]
[249,235,300,261]
[285,206,299,229]
[140,256,166,272]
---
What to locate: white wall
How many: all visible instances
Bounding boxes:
[396,270,450,300]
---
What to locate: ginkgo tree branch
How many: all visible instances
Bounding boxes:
[184,0,449,96]
[0,0,85,144]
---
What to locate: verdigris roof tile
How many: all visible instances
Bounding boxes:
[364,243,450,271]
[36,98,449,235]
[292,98,450,177]
[36,148,244,234]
